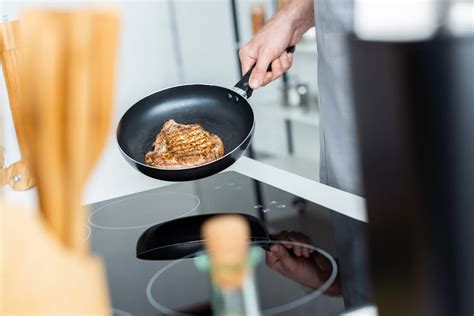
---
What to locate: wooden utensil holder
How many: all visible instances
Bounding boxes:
[0,20,35,191]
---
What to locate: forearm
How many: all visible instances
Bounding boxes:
[277,0,315,42]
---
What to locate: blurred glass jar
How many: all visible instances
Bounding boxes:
[281,79,312,110]
[251,4,266,35]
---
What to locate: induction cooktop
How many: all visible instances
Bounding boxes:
[86,171,373,315]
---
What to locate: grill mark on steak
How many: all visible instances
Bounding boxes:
[145,119,225,169]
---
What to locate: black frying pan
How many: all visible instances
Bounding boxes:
[117,47,295,181]
[136,213,271,260]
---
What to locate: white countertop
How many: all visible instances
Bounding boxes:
[3,136,367,223]
[86,137,367,222]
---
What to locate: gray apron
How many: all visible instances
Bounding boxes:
[315,0,363,197]
[314,0,373,309]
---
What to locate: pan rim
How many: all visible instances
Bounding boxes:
[116,83,255,172]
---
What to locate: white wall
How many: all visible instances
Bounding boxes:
[173,0,238,86]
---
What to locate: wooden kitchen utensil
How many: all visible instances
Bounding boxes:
[0,146,5,185]
[18,9,119,250]
[20,10,68,242]
[1,8,119,315]
[64,9,119,250]
[0,20,35,191]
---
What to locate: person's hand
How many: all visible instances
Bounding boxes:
[239,0,315,89]
[266,231,342,295]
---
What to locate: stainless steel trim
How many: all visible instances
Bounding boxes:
[232,86,248,99]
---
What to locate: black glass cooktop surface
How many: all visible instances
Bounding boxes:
[87,171,373,315]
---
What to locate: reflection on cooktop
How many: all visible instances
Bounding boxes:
[87,171,373,315]
[146,241,337,316]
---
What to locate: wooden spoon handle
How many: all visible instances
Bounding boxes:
[0,21,29,160]
[0,168,7,187]
[18,9,119,251]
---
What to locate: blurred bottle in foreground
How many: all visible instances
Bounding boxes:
[195,215,262,316]
[347,1,474,315]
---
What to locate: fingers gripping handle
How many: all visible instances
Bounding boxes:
[233,67,254,99]
[234,46,295,99]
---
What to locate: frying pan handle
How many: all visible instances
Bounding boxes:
[233,46,296,99]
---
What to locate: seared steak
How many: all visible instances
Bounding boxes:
[145,119,224,169]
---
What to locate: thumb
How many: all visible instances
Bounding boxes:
[270,244,296,272]
[249,51,273,89]
[241,55,256,76]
